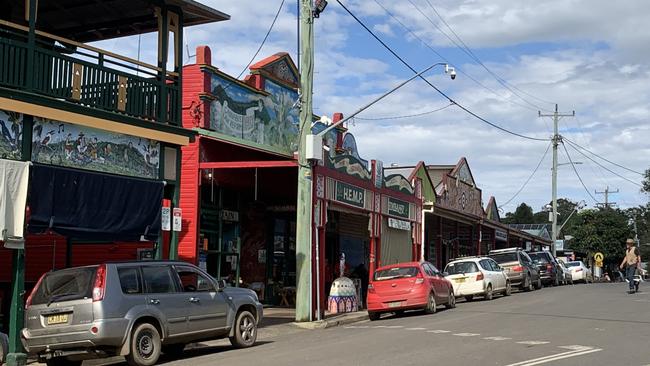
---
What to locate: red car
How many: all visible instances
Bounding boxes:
[367,261,456,321]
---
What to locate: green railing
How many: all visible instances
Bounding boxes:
[0,21,180,125]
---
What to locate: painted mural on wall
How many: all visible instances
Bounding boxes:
[32,118,160,179]
[0,109,23,160]
[209,75,299,155]
[437,177,483,216]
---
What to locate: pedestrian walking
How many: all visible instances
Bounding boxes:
[619,238,641,294]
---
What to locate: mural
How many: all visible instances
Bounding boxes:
[209,75,299,155]
[385,174,415,195]
[32,118,160,179]
[0,109,23,160]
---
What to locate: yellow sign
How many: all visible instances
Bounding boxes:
[594,252,604,262]
[595,260,603,268]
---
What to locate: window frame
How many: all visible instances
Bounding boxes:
[117,267,143,295]
[141,265,180,294]
[173,265,217,293]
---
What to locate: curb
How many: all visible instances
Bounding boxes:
[292,312,369,330]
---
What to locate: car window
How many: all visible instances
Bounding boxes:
[520,252,533,264]
[489,259,501,271]
[142,266,177,294]
[421,263,433,276]
[489,253,518,263]
[30,267,96,305]
[529,253,549,264]
[445,261,479,275]
[118,267,142,294]
[175,266,216,292]
[374,266,419,281]
[478,259,492,271]
[565,261,580,267]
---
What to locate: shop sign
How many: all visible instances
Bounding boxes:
[335,181,365,208]
[374,160,384,188]
[173,208,182,232]
[555,240,564,251]
[220,209,239,222]
[495,229,508,241]
[161,207,171,231]
[388,217,411,231]
[387,197,410,219]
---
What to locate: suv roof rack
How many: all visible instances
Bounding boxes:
[488,247,524,254]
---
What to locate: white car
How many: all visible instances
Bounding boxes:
[444,257,512,301]
[565,261,593,283]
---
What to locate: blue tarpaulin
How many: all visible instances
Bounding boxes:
[28,164,163,241]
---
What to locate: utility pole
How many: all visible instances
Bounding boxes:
[539,104,574,257]
[295,0,315,322]
[595,186,619,209]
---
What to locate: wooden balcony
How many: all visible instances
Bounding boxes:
[0,20,180,125]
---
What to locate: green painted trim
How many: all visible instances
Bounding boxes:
[155,145,166,260]
[0,87,197,141]
[168,146,182,260]
[194,128,294,158]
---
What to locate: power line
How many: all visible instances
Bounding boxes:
[355,102,453,120]
[560,141,598,203]
[499,142,552,209]
[336,0,549,142]
[235,0,286,79]
[569,115,611,188]
[563,136,644,176]
[564,139,642,187]
[371,0,549,116]
[408,0,554,112]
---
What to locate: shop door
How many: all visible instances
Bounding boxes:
[380,218,412,266]
[268,217,297,302]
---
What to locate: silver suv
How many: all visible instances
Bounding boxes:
[21,261,263,366]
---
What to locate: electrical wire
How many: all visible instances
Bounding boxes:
[409,0,554,112]
[560,142,599,203]
[498,142,552,209]
[371,0,545,116]
[564,139,642,187]
[355,103,454,120]
[569,116,611,188]
[336,0,549,142]
[563,136,644,176]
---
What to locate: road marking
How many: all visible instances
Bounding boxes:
[453,332,480,337]
[483,336,512,341]
[372,325,388,328]
[504,346,602,366]
[386,325,403,329]
[405,327,426,330]
[426,330,451,333]
[517,341,550,345]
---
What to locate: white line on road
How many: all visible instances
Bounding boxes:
[483,336,512,341]
[516,341,550,345]
[504,347,602,366]
[426,330,451,333]
[405,327,427,330]
[386,325,404,329]
[453,333,480,337]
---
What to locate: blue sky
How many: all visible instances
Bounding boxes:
[95,0,650,213]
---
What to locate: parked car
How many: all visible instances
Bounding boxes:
[528,251,562,287]
[557,260,574,285]
[367,261,455,320]
[444,257,511,301]
[21,261,263,366]
[565,261,593,283]
[488,248,541,291]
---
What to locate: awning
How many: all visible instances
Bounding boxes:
[28,165,163,241]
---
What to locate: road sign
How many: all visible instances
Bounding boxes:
[172,208,182,232]
[594,252,604,262]
[161,207,171,231]
[595,260,603,268]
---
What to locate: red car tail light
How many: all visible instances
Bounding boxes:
[92,264,107,302]
[512,266,524,272]
[25,272,47,309]
[576,268,583,272]
[476,272,484,281]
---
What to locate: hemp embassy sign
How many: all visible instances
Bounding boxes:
[335,181,365,208]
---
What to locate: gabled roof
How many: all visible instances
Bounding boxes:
[509,224,552,241]
[449,157,476,186]
[485,196,501,222]
[426,164,455,186]
[249,52,299,89]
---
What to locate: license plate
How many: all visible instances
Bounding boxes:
[388,301,402,308]
[455,278,466,283]
[46,314,69,325]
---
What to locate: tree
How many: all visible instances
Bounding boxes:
[502,203,534,224]
[644,168,650,194]
[571,208,633,259]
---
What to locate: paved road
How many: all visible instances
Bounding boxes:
[70,282,650,366]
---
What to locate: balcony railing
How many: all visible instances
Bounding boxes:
[0,20,180,125]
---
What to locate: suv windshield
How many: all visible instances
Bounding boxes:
[489,253,518,264]
[529,253,550,263]
[565,261,581,267]
[445,262,479,275]
[374,266,419,281]
[31,267,97,306]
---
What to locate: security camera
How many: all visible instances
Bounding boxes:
[444,64,456,80]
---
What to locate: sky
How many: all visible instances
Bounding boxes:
[95,0,650,214]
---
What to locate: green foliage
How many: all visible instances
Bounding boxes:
[644,168,650,194]
[571,208,633,258]
[502,203,534,224]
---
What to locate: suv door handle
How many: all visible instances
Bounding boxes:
[149,299,160,305]
[189,297,200,303]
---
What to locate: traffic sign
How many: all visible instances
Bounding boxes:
[594,252,604,262]
[595,260,603,268]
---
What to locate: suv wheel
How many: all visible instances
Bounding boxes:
[504,281,512,296]
[126,323,161,366]
[535,278,543,290]
[229,310,258,348]
[523,275,533,292]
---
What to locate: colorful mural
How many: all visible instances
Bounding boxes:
[0,109,23,160]
[32,119,160,179]
[209,75,299,155]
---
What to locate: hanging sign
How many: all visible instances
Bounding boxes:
[335,181,365,208]
[388,217,411,231]
[161,207,171,231]
[495,229,508,241]
[172,208,182,232]
[387,197,410,219]
[220,209,239,222]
